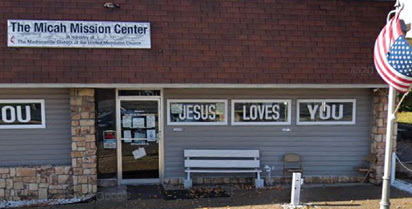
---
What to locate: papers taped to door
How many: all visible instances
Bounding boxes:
[132,147,146,159]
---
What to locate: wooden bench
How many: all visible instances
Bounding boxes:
[184,149,263,188]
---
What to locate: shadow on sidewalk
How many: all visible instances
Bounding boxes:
[301,184,411,203]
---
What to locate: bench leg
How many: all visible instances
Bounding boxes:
[184,179,192,189]
[184,172,193,189]
[255,172,264,188]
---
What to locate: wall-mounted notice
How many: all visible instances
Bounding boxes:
[123,130,132,139]
[146,114,156,128]
[103,130,116,149]
[0,100,46,129]
[297,99,356,125]
[7,20,151,49]
[132,117,145,128]
[122,115,132,128]
[146,129,156,141]
[134,131,146,139]
[132,147,146,159]
[231,100,291,125]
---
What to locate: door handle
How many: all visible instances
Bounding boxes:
[157,131,162,140]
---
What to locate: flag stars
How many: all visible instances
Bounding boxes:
[382,33,412,84]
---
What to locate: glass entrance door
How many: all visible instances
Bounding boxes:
[117,98,161,183]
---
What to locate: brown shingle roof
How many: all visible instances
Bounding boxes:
[0,0,394,84]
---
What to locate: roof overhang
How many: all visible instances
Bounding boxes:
[0,83,388,89]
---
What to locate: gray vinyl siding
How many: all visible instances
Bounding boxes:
[163,88,372,178]
[0,89,71,166]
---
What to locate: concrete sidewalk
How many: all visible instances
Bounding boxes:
[16,184,412,209]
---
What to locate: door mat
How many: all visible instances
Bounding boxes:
[162,187,230,200]
[127,185,164,200]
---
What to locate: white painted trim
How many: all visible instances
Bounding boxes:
[159,89,165,184]
[0,83,388,89]
[167,99,228,126]
[296,99,356,125]
[0,99,46,129]
[231,99,292,126]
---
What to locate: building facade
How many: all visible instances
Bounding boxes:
[0,0,397,201]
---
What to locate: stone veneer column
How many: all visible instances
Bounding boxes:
[70,89,97,196]
[370,89,397,184]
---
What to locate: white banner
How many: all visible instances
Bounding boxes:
[7,19,151,49]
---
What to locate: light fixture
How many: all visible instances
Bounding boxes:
[103,2,120,9]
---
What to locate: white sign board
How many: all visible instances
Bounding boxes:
[7,20,151,49]
[167,100,228,125]
[297,99,356,125]
[0,99,46,129]
[231,100,291,125]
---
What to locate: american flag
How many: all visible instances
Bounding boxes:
[374,10,412,93]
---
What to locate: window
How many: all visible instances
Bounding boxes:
[0,99,46,129]
[167,100,227,125]
[297,99,356,125]
[231,100,291,125]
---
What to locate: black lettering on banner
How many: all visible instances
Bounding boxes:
[10,22,30,32]
[34,23,67,33]
[114,24,148,34]
[70,23,111,34]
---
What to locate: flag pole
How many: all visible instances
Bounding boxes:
[379,2,409,207]
[379,86,397,209]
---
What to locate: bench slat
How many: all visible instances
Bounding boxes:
[186,169,261,173]
[184,150,259,158]
[185,160,259,168]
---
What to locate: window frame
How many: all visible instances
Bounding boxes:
[231,99,292,126]
[0,99,46,129]
[296,99,356,125]
[167,99,228,126]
